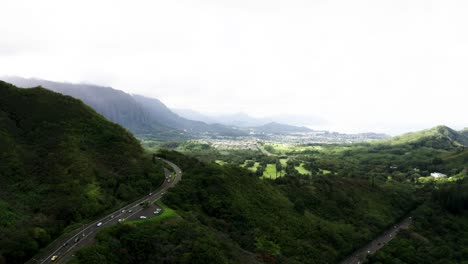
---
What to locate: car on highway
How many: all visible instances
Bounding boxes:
[118,218,124,222]
[51,255,59,261]
[97,222,103,227]
[110,215,115,219]
[63,242,69,247]
[140,216,147,219]
[128,209,133,213]
[74,237,80,243]
[121,209,126,213]
[167,179,171,183]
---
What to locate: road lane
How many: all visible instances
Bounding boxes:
[340,216,412,264]
[29,158,182,264]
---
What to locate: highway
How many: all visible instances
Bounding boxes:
[340,216,413,264]
[256,143,277,157]
[29,158,182,264]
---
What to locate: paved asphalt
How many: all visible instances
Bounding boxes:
[29,158,182,264]
[340,216,413,264]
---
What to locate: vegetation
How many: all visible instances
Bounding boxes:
[0,81,164,263]
[2,79,467,263]
[76,150,418,263]
[367,180,468,264]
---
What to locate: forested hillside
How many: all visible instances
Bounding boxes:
[0,81,164,263]
[1,76,179,137]
[382,125,468,150]
[75,150,417,264]
[2,77,245,138]
[368,180,468,263]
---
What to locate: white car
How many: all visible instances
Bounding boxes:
[140,216,147,219]
[118,218,124,222]
[97,222,103,227]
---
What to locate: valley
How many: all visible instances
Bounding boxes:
[0,80,466,264]
[2,2,468,263]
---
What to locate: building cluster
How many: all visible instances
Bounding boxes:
[199,139,258,150]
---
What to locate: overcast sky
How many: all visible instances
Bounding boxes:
[1,0,467,134]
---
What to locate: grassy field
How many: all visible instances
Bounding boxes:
[240,160,258,171]
[280,158,288,167]
[262,164,281,179]
[295,163,311,175]
[248,162,260,172]
[215,160,227,166]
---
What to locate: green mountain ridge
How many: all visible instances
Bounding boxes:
[382,125,468,149]
[0,81,163,263]
[1,77,246,138]
[133,94,247,136]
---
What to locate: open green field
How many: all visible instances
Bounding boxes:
[215,160,227,166]
[240,160,261,172]
[295,163,311,175]
[280,158,288,167]
[262,164,281,179]
[320,169,332,175]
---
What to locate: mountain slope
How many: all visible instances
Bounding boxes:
[74,150,416,263]
[0,81,163,263]
[2,77,245,138]
[173,110,272,127]
[1,76,179,137]
[249,122,313,134]
[382,125,468,149]
[174,109,325,128]
[133,95,246,136]
[460,127,468,139]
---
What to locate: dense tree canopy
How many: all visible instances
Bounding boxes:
[0,81,163,263]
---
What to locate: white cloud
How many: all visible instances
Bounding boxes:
[1,0,467,134]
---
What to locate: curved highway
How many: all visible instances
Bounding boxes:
[340,216,413,264]
[29,158,182,264]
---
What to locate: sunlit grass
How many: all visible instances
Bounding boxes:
[215,160,227,166]
[262,164,281,179]
[295,163,311,175]
[280,158,288,167]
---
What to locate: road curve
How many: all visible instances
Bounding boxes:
[340,216,412,264]
[256,143,277,157]
[28,158,182,264]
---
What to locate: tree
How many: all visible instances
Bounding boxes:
[276,159,282,177]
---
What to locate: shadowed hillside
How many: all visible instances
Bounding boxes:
[0,81,163,263]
